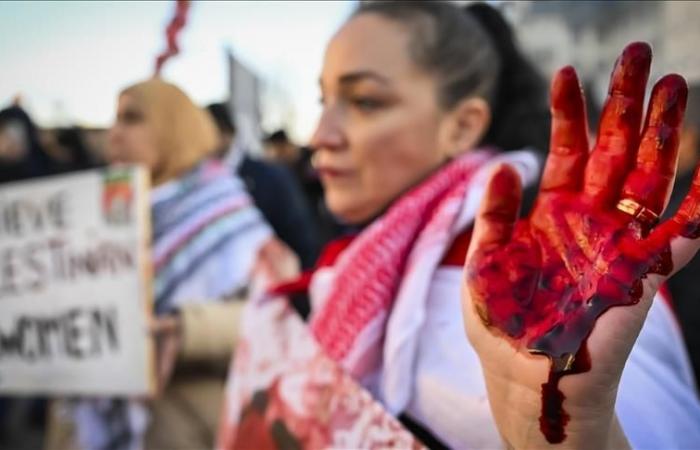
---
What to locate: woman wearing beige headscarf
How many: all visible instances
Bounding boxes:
[109,79,219,186]
[46,79,287,450]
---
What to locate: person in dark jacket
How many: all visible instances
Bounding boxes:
[0,105,55,183]
[261,131,347,244]
[0,105,54,450]
[49,126,101,173]
[206,103,320,268]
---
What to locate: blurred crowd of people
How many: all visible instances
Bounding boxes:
[2,1,700,449]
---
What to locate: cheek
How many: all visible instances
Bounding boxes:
[327,110,442,222]
[356,113,442,202]
[140,132,160,169]
[112,128,159,169]
[105,129,123,163]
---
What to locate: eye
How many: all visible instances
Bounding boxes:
[351,96,383,112]
[121,110,143,125]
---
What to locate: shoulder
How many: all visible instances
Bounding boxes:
[240,157,295,183]
[617,293,700,448]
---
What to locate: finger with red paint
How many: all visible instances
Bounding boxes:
[648,164,700,272]
[583,42,651,207]
[465,164,526,330]
[540,66,589,193]
[672,165,700,237]
[467,164,522,260]
[620,74,688,219]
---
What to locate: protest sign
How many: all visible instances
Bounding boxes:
[0,166,154,396]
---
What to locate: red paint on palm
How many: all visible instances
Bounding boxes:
[467,43,695,444]
[470,194,674,361]
[469,178,698,444]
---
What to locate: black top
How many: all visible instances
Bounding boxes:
[237,155,320,269]
[0,106,53,184]
[664,171,700,389]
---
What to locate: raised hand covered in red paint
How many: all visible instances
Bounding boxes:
[462,42,700,449]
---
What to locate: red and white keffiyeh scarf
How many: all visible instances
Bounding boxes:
[219,150,540,449]
[307,150,511,392]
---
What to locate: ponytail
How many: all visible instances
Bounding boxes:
[465,3,551,155]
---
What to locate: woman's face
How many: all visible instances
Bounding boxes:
[107,93,160,172]
[310,14,453,224]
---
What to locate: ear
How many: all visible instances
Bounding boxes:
[438,97,491,158]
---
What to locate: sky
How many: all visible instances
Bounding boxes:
[0,0,356,142]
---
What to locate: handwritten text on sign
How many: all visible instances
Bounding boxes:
[0,167,153,395]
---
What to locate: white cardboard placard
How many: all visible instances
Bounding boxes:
[0,166,154,396]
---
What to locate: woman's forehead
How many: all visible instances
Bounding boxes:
[117,93,147,116]
[118,93,139,108]
[321,14,419,86]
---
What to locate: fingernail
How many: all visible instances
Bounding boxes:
[610,42,652,93]
[623,42,652,68]
[552,66,583,111]
[651,74,688,126]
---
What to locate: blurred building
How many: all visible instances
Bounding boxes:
[503,1,700,104]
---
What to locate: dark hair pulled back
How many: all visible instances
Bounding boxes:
[354,1,551,154]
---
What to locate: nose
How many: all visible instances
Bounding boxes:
[108,123,120,145]
[105,125,123,162]
[309,107,345,152]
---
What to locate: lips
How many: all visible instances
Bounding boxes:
[317,166,352,179]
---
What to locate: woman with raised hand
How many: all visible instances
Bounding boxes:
[219,2,700,449]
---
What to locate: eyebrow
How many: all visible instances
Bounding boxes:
[119,108,144,119]
[327,70,391,87]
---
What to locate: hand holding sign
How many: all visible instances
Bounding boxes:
[149,314,181,395]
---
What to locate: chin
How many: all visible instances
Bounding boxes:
[325,194,377,226]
